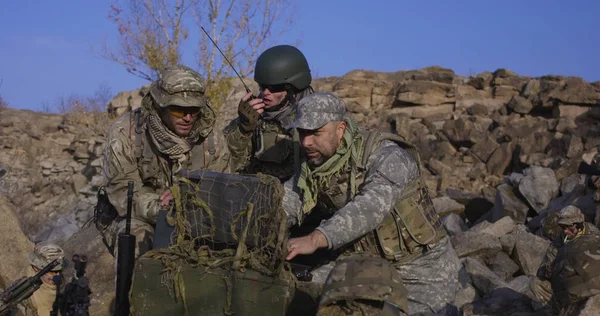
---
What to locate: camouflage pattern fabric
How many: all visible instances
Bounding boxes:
[318,255,408,314]
[282,93,459,315]
[223,88,312,182]
[557,205,585,225]
[149,65,208,108]
[29,242,66,272]
[394,236,459,314]
[532,222,600,308]
[101,66,231,261]
[288,92,346,130]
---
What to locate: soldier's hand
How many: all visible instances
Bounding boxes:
[159,189,173,207]
[238,92,264,134]
[286,230,328,261]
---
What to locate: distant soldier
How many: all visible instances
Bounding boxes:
[531,205,600,313]
[3,242,67,316]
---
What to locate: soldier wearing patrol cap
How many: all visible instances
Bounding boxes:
[9,242,67,316]
[99,65,231,269]
[282,92,460,314]
[531,205,600,310]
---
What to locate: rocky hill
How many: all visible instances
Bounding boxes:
[1,66,599,315]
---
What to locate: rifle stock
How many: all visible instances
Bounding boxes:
[0,259,60,314]
[115,181,136,316]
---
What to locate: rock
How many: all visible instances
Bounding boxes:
[500,233,517,255]
[462,257,508,295]
[486,251,520,281]
[452,231,502,259]
[579,294,600,316]
[507,95,534,114]
[433,196,465,216]
[470,136,500,163]
[0,196,34,289]
[441,213,469,237]
[516,167,560,213]
[490,183,531,224]
[487,142,515,176]
[512,232,550,276]
[478,216,516,238]
[454,284,480,309]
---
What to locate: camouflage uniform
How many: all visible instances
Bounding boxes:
[100,65,231,265]
[4,242,67,316]
[317,255,408,316]
[283,92,460,315]
[531,205,600,309]
[223,45,314,182]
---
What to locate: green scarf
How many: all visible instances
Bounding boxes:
[296,117,363,223]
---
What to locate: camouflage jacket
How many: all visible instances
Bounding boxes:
[102,111,231,224]
[2,267,59,316]
[224,117,297,182]
[283,135,420,251]
[537,222,599,280]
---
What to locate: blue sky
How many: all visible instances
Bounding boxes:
[1,0,598,111]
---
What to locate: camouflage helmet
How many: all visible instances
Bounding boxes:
[557,205,585,226]
[29,242,67,272]
[318,255,408,314]
[149,65,208,108]
[254,45,311,91]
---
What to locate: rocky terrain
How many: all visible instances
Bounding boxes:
[0,66,599,315]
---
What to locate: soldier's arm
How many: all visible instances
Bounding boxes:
[316,142,419,250]
[205,133,233,173]
[102,120,162,223]
[537,239,559,279]
[223,118,254,172]
[282,177,302,227]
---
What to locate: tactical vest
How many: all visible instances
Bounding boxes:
[315,131,445,263]
[131,108,217,186]
[551,229,600,307]
[247,114,299,182]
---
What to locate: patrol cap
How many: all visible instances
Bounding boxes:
[29,241,67,272]
[149,65,208,108]
[288,92,346,130]
[557,205,585,226]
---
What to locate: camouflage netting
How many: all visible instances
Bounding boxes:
[141,170,293,310]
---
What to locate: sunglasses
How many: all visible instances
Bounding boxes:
[33,265,60,275]
[259,84,288,93]
[166,106,202,118]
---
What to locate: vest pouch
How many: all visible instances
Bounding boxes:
[375,182,445,262]
[131,257,296,316]
[254,132,292,164]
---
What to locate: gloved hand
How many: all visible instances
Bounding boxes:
[238,93,263,134]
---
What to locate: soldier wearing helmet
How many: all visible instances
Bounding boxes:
[99,65,231,268]
[223,45,314,182]
[6,242,67,316]
[531,205,599,310]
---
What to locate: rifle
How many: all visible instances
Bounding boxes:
[114,181,136,316]
[578,161,600,176]
[0,259,60,314]
[51,254,92,316]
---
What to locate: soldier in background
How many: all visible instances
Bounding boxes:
[223,45,314,182]
[531,205,600,313]
[3,242,67,316]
